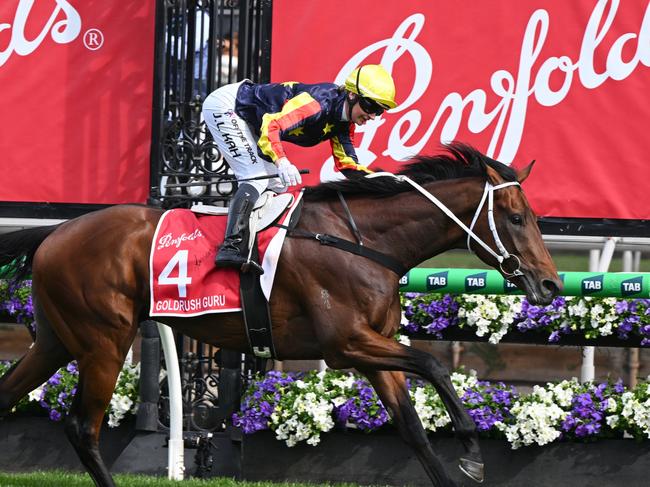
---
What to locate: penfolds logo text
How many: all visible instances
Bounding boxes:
[157,229,204,250]
[323,0,650,179]
[0,0,81,68]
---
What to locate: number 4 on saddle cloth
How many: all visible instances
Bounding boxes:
[149,190,302,358]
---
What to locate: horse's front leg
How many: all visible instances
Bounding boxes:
[361,369,458,487]
[323,328,483,484]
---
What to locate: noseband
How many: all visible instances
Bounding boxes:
[366,173,523,277]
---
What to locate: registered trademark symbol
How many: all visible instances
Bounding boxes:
[83,28,104,50]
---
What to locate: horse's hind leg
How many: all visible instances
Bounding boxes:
[363,369,457,487]
[0,303,72,415]
[57,311,138,487]
[65,356,126,487]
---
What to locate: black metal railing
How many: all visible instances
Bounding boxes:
[146,0,273,435]
[149,0,272,210]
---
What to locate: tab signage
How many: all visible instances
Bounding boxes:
[581,275,604,294]
[426,271,449,291]
[465,272,487,292]
[621,276,643,297]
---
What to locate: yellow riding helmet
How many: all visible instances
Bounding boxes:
[344,64,397,109]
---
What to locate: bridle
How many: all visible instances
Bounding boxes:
[467,181,523,277]
[366,173,524,277]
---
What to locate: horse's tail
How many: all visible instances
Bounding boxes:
[0,225,61,283]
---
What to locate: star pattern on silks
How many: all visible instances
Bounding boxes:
[281,81,298,87]
[322,122,334,135]
[287,126,305,136]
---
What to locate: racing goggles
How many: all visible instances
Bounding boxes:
[358,96,385,116]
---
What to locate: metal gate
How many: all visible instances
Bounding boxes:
[149,0,272,210]
[147,0,273,435]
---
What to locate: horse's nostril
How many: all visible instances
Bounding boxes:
[542,279,561,297]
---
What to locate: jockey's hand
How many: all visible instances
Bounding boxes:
[277,157,302,187]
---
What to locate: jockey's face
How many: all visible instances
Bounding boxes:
[349,95,377,126]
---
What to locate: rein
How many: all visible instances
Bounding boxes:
[366,172,523,277]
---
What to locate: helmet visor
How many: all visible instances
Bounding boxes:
[358,96,385,116]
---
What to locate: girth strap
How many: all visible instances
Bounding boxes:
[240,238,276,358]
[287,229,407,277]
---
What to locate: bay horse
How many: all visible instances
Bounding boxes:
[0,143,560,487]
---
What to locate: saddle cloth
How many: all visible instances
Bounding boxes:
[149,191,303,317]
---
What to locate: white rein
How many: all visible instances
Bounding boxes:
[366,172,523,277]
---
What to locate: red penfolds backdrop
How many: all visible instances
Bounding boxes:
[0,0,155,205]
[271,0,650,221]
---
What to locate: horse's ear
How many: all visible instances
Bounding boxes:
[484,163,504,185]
[516,160,535,183]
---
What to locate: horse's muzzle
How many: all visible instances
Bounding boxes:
[526,276,562,305]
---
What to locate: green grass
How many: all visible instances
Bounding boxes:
[0,472,355,487]
[419,249,650,272]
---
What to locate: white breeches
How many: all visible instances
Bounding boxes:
[202,81,284,194]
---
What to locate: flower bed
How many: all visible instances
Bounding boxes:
[3,280,650,430]
[402,293,650,345]
[0,358,139,427]
[234,369,650,449]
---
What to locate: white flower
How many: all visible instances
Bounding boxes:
[400,311,409,326]
[330,375,353,390]
[28,384,45,402]
[568,300,588,318]
[500,382,570,449]
[605,397,617,412]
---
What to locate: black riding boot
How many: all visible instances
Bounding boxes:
[216,184,260,270]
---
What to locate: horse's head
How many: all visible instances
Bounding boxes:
[468,160,562,305]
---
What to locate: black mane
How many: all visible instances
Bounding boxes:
[303,142,517,201]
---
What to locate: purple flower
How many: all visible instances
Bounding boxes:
[515,297,565,333]
[232,372,298,434]
[614,380,624,394]
[461,381,517,434]
[332,378,389,431]
[49,409,62,421]
[467,405,503,432]
[57,392,68,405]
[0,280,36,333]
[401,294,460,337]
[615,301,629,313]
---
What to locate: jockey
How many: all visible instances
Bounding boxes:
[202,64,397,272]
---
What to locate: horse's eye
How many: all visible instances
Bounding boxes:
[510,214,523,225]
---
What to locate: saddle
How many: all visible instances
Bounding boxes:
[190,191,295,358]
[190,191,294,251]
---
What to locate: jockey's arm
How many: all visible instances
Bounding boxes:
[331,124,373,177]
[257,92,320,162]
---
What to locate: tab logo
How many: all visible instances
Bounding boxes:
[503,278,518,293]
[466,272,487,292]
[621,276,643,297]
[399,274,409,287]
[581,275,603,294]
[426,271,448,291]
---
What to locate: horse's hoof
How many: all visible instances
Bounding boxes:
[459,457,484,483]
